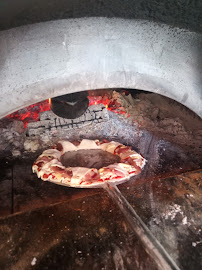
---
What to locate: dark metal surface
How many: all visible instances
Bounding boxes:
[50,92,89,119]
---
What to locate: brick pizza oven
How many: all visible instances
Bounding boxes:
[0,1,201,270]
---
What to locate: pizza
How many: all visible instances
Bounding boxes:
[32,139,146,188]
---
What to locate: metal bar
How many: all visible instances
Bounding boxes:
[104,183,180,270]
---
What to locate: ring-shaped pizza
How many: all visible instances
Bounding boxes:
[32,139,146,188]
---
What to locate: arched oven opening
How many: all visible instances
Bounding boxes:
[0,88,201,269]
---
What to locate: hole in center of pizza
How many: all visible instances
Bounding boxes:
[61,149,121,169]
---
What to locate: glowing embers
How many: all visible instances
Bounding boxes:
[88,91,129,116]
[6,100,50,128]
[6,90,130,129]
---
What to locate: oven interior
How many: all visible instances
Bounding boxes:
[0,89,201,269]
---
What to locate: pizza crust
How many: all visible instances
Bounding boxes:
[32,139,146,188]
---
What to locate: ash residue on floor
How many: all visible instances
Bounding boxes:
[128,92,202,158]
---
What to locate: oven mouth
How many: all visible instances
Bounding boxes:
[60,149,121,169]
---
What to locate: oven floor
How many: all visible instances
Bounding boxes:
[0,90,201,269]
[0,120,201,270]
[1,130,201,217]
[0,189,160,270]
[0,156,201,269]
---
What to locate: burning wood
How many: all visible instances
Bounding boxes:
[27,104,109,136]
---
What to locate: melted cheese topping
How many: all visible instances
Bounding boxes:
[130,154,146,168]
[59,141,78,154]
[100,141,121,154]
[39,149,62,160]
[77,139,100,150]
[118,163,137,174]
[36,159,61,179]
[71,167,93,185]
[106,164,129,175]
[119,150,136,159]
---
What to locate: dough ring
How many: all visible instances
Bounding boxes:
[32,139,146,188]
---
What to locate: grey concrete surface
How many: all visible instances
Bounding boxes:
[0,18,201,118]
